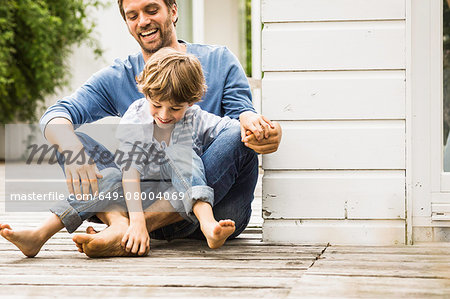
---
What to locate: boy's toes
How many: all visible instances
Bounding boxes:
[219,219,235,227]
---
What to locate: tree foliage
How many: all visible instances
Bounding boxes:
[444,0,450,141]
[245,0,252,77]
[0,0,102,123]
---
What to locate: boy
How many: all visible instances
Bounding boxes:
[0,47,273,257]
[116,47,241,255]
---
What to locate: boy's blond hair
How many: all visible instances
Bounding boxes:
[136,48,207,105]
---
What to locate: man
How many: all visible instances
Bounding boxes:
[41,0,282,257]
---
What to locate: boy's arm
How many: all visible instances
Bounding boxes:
[121,167,149,256]
[239,111,274,141]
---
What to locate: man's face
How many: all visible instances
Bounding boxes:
[148,98,191,129]
[122,0,177,56]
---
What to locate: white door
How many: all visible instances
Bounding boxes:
[410,0,450,242]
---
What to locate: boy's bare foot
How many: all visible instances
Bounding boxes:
[201,219,235,249]
[72,224,148,258]
[0,224,45,258]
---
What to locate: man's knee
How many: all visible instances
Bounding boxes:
[220,124,256,156]
[74,131,96,147]
[97,168,122,194]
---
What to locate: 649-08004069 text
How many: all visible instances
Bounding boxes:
[9,191,185,202]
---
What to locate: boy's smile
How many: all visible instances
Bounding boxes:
[148,98,191,128]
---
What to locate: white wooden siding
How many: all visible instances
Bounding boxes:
[263,219,406,245]
[262,0,405,22]
[263,121,406,170]
[263,171,405,220]
[262,71,406,120]
[262,21,405,71]
[261,0,407,245]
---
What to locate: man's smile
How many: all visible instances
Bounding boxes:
[140,28,159,41]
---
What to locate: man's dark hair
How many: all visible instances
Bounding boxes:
[117,0,178,25]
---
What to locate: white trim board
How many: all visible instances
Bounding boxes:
[262,0,405,23]
[263,219,406,245]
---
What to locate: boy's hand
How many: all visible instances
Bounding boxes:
[243,121,282,154]
[121,221,150,256]
[239,111,275,141]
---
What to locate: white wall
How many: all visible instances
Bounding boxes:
[261,0,407,245]
[203,0,244,65]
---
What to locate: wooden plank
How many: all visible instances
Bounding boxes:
[262,0,405,22]
[262,21,406,71]
[262,121,406,170]
[262,71,406,120]
[323,245,450,255]
[307,259,450,278]
[0,274,297,288]
[263,219,405,245]
[0,286,290,298]
[321,253,450,263]
[263,170,405,219]
[287,275,450,298]
[0,266,307,278]
[0,258,313,269]
[0,243,326,255]
[0,250,317,261]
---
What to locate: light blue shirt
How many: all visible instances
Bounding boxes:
[116,98,239,176]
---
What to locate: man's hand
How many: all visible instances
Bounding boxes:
[243,121,282,154]
[45,118,103,199]
[239,111,274,141]
[64,144,103,199]
[121,220,150,256]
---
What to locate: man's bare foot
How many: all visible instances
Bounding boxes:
[0,224,45,257]
[72,224,148,258]
[73,226,98,253]
[200,219,235,249]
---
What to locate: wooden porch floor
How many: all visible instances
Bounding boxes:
[1,164,450,298]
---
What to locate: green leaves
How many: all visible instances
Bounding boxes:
[0,0,103,123]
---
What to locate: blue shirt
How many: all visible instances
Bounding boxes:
[40,42,255,129]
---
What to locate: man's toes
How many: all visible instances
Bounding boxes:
[72,234,93,246]
[86,226,98,234]
[0,224,12,230]
[74,242,84,253]
[1,228,13,238]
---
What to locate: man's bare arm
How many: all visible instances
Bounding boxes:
[44,118,102,197]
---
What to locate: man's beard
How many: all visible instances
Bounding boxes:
[141,16,174,54]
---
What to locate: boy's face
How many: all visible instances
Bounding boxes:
[148,98,192,128]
